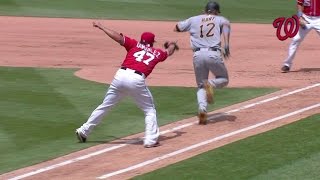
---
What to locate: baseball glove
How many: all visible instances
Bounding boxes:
[164,41,179,51]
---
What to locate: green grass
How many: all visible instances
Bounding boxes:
[0,0,295,23]
[134,114,320,180]
[0,67,276,174]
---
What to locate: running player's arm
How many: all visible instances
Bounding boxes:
[174,18,192,32]
[174,24,182,32]
[221,21,231,58]
[92,22,124,45]
[222,23,230,47]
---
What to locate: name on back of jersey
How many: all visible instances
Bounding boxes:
[202,16,215,23]
[136,43,161,58]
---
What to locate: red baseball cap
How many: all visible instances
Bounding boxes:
[140,32,155,45]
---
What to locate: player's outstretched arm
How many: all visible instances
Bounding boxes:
[92,22,124,45]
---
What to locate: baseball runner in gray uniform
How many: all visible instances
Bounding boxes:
[175,1,231,125]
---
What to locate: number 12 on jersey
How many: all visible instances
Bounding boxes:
[133,50,155,65]
[200,23,215,38]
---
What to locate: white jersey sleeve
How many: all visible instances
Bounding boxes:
[177,18,192,32]
[220,16,230,27]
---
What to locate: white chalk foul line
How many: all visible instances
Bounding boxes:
[97,102,320,179]
[8,83,320,180]
[7,144,128,180]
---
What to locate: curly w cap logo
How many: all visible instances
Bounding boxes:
[273,15,300,41]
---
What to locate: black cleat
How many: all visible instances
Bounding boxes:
[75,129,87,143]
[281,65,290,73]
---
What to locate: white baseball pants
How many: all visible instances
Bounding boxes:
[77,68,159,146]
[283,14,320,68]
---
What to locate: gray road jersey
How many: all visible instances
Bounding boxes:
[177,14,230,50]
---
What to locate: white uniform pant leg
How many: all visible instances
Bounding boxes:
[283,22,312,67]
[206,51,229,88]
[193,51,209,113]
[313,16,320,36]
[129,79,159,146]
[196,88,207,113]
[193,51,229,112]
[79,77,124,137]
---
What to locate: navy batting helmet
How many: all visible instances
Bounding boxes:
[205,1,221,14]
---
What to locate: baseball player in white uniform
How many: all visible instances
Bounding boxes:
[174,1,231,125]
[282,0,320,72]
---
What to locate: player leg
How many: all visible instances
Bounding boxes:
[313,17,320,38]
[203,51,228,108]
[193,52,210,124]
[282,23,312,72]
[76,71,125,141]
[206,51,229,89]
[129,76,159,147]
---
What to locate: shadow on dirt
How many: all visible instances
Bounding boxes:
[86,137,141,145]
[159,131,187,141]
[287,68,320,73]
[86,131,187,145]
[85,113,236,144]
[207,112,237,124]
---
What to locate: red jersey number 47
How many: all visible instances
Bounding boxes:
[133,50,155,65]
